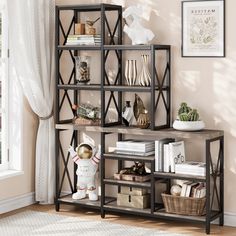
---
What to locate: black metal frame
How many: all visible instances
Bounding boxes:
[181,0,225,58]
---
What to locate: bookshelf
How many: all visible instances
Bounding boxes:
[55,4,224,234]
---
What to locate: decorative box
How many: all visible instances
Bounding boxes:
[120,186,147,196]
[114,173,151,182]
[72,117,101,126]
[117,193,150,209]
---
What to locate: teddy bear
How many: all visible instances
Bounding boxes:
[68,135,101,201]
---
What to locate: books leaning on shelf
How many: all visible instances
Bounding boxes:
[66,34,101,45]
[175,161,206,176]
[155,139,185,172]
[180,181,206,198]
[115,139,155,156]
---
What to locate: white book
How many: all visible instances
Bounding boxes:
[114,150,155,156]
[155,138,174,172]
[180,181,192,197]
[169,141,185,173]
[163,144,170,172]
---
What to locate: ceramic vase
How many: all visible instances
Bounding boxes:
[138,55,151,86]
[122,101,133,126]
[125,60,137,85]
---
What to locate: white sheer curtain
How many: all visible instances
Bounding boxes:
[8,0,55,204]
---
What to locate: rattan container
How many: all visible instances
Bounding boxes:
[161,193,206,216]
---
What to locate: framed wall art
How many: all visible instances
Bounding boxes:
[182,0,225,57]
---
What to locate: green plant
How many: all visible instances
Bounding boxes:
[178,102,192,115]
[177,103,200,121]
[187,109,199,121]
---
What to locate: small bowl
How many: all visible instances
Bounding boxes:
[173,120,205,131]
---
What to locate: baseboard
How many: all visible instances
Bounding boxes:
[0,192,36,214]
[224,212,236,227]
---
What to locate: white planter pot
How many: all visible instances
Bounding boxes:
[173,120,205,131]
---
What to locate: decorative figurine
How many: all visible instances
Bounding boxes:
[123,5,155,45]
[122,101,133,126]
[68,134,101,201]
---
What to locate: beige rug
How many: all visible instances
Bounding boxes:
[0,210,190,236]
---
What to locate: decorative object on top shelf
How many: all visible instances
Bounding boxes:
[72,103,101,126]
[114,161,151,182]
[75,56,91,83]
[75,23,85,35]
[125,59,137,85]
[122,101,133,126]
[170,184,182,196]
[173,102,205,131]
[85,17,100,35]
[182,0,225,57]
[138,55,151,86]
[133,94,150,129]
[68,134,101,201]
[123,5,154,45]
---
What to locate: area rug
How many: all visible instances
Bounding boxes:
[0,210,190,236]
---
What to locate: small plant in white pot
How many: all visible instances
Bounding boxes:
[173,102,205,131]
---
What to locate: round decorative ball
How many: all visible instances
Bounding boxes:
[170,184,182,196]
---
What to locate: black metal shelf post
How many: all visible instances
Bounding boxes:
[55,3,123,213]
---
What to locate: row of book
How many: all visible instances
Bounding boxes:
[66,34,101,45]
[181,182,206,198]
[155,139,185,173]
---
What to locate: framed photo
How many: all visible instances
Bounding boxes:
[182,0,225,57]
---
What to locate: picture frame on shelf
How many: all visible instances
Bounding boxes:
[181,0,225,57]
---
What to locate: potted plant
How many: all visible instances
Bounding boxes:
[173,102,205,131]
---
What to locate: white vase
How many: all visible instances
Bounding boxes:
[125,60,137,85]
[173,120,205,131]
[138,55,151,86]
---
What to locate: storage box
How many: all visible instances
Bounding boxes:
[120,186,147,196]
[161,193,206,216]
[114,173,151,182]
[117,193,150,209]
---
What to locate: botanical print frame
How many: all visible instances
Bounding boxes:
[182,0,225,57]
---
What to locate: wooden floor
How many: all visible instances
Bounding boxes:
[1,204,236,236]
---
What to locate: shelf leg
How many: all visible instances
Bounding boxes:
[206,139,211,234]
[55,202,60,212]
[219,135,224,226]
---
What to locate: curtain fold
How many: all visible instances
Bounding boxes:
[8,0,55,204]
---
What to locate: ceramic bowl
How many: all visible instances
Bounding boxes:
[173,120,205,131]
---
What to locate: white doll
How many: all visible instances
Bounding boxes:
[68,135,101,201]
[123,5,154,45]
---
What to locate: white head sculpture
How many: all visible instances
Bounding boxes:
[123,5,155,45]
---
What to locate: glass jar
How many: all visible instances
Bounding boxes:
[75,56,91,84]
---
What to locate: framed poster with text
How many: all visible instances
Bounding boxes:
[182,0,225,57]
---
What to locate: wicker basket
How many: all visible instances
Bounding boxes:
[161,193,206,216]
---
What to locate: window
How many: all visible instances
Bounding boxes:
[0,2,9,171]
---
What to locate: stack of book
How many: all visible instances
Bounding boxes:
[175,161,206,176]
[66,34,101,45]
[180,182,206,198]
[115,139,155,156]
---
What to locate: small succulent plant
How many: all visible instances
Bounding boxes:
[177,102,200,121]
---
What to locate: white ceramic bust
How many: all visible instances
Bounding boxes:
[123,5,155,45]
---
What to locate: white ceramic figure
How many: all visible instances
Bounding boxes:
[68,135,101,201]
[123,5,155,45]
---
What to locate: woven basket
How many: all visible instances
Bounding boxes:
[161,193,206,216]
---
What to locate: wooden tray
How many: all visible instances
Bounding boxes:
[114,173,151,182]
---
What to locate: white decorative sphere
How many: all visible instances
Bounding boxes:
[170,184,182,196]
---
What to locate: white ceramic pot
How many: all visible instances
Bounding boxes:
[173,120,205,131]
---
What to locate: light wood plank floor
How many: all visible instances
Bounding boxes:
[1,204,236,236]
